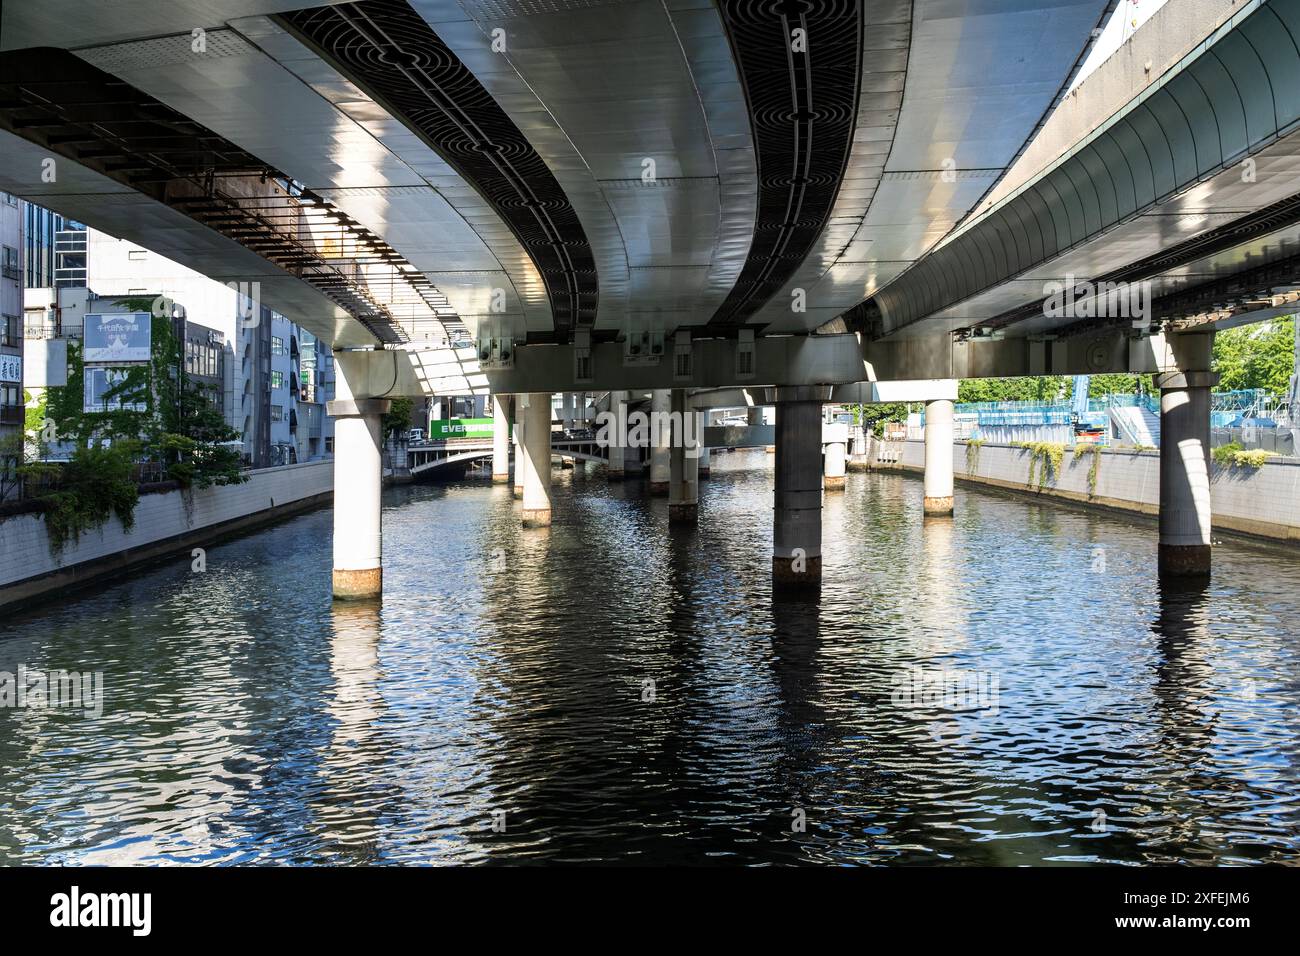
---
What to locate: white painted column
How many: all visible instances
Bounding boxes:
[606,390,627,480]
[650,388,671,495]
[327,372,389,600]
[492,394,510,483]
[923,398,955,517]
[1159,332,1217,578]
[669,389,699,524]
[521,391,553,527]
[823,439,846,490]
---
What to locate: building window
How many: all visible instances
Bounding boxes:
[271,404,284,422]
[271,370,284,389]
[325,437,334,453]
[1,314,18,348]
[271,336,285,356]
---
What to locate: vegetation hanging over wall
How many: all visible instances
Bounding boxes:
[1073,443,1104,496]
[16,310,247,553]
[1013,441,1066,490]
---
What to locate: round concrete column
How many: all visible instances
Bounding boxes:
[824,440,846,490]
[650,389,671,495]
[521,392,553,527]
[1158,371,1216,578]
[747,405,764,426]
[328,396,390,600]
[512,413,524,497]
[669,390,699,524]
[606,390,627,480]
[923,398,955,517]
[772,387,830,589]
[491,394,511,483]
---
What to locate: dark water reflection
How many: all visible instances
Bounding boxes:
[2,450,1298,865]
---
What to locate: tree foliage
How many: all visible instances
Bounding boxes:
[382,396,416,439]
[1212,317,1294,399]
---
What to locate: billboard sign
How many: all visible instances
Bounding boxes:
[0,352,20,384]
[429,418,494,441]
[84,312,152,364]
[83,367,148,413]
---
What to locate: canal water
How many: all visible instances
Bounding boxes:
[2,450,1298,865]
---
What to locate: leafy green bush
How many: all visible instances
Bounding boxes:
[29,441,141,554]
[1213,442,1271,469]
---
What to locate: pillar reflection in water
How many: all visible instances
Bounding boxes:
[313,600,387,859]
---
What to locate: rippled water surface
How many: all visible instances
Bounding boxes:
[2,450,1299,865]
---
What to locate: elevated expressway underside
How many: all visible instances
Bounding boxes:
[0,0,1133,396]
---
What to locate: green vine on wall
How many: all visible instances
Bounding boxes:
[1013,441,1066,490]
[1073,443,1104,497]
[965,438,984,475]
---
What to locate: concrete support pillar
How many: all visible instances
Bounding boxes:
[562,392,575,430]
[669,389,699,524]
[521,392,552,527]
[772,387,829,589]
[748,405,764,426]
[606,390,627,480]
[512,413,524,497]
[823,439,846,490]
[923,398,955,517]
[650,389,671,495]
[491,394,510,483]
[698,445,711,479]
[1158,333,1218,579]
[327,391,390,600]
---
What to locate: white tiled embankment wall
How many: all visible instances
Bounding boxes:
[866,439,1300,543]
[0,461,332,605]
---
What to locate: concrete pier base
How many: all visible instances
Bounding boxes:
[773,554,822,588]
[698,446,711,479]
[669,502,698,524]
[521,508,552,528]
[924,495,954,517]
[332,567,382,601]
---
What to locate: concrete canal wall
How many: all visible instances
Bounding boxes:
[0,460,332,612]
[863,438,1300,544]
